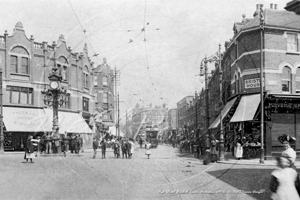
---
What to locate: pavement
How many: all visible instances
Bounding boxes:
[161,143,300,167]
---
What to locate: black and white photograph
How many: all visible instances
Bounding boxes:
[1,0,300,199]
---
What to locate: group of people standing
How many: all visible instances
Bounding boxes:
[39,133,84,155]
[93,137,135,159]
[92,137,152,159]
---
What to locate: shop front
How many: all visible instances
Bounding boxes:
[264,94,300,159]
[2,106,94,151]
[229,94,261,159]
[3,106,52,151]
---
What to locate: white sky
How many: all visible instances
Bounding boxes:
[0,0,290,117]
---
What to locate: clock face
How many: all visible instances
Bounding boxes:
[50,81,59,89]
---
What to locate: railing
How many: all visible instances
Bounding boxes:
[34,42,43,49]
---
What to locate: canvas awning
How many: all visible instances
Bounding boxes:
[44,109,93,134]
[208,97,237,129]
[3,107,52,132]
[230,94,260,123]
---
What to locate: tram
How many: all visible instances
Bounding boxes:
[145,125,159,148]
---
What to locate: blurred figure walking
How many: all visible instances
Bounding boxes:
[92,138,99,159]
[145,140,151,159]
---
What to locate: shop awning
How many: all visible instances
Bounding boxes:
[3,107,52,132]
[208,97,237,129]
[230,94,260,123]
[44,109,93,134]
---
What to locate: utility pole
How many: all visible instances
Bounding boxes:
[114,66,120,138]
[218,43,225,161]
[117,92,120,139]
[259,4,265,164]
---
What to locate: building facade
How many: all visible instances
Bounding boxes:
[93,58,115,138]
[206,1,300,159]
[1,22,95,150]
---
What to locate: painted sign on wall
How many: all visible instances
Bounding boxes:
[245,78,260,89]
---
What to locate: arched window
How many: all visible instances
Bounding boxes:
[57,56,68,81]
[10,46,29,74]
[83,66,89,88]
[282,66,291,93]
[296,67,300,93]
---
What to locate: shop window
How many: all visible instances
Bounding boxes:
[282,66,291,93]
[287,33,298,52]
[10,46,30,75]
[83,97,89,112]
[7,86,33,105]
[296,68,300,93]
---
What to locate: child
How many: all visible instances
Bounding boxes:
[145,140,151,159]
[270,156,300,200]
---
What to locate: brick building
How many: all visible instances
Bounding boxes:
[207,1,300,159]
[93,58,115,137]
[1,22,95,150]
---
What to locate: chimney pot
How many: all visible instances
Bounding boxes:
[270,3,273,9]
[274,4,277,10]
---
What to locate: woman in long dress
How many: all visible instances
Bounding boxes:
[270,156,300,200]
[145,141,151,159]
[25,136,35,163]
[129,139,135,158]
[278,134,297,168]
[235,139,243,160]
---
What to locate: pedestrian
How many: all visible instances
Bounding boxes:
[92,137,99,159]
[278,134,297,168]
[114,139,120,158]
[39,133,46,154]
[79,134,84,153]
[25,136,35,163]
[128,138,135,159]
[210,136,219,162]
[100,139,107,159]
[139,137,143,148]
[70,135,76,153]
[45,133,52,154]
[75,135,80,154]
[121,139,128,159]
[61,134,68,157]
[270,155,300,200]
[52,134,59,154]
[145,140,151,159]
[235,136,243,160]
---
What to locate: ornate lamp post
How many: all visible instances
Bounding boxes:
[41,66,69,139]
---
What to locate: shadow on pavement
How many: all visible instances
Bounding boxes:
[206,168,274,200]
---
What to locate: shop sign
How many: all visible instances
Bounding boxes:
[245,78,260,89]
[266,97,300,113]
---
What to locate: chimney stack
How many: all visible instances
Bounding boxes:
[270,3,273,9]
[274,4,277,9]
[253,4,260,17]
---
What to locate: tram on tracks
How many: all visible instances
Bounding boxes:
[145,125,159,148]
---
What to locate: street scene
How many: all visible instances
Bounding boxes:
[1,0,300,199]
[0,144,274,200]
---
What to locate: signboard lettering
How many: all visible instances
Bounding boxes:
[245,78,260,89]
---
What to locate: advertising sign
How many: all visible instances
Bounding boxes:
[245,78,260,89]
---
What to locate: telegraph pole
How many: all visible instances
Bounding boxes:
[259,4,265,164]
[117,92,120,139]
[114,67,120,138]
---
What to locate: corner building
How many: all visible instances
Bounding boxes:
[212,1,300,159]
[1,22,95,151]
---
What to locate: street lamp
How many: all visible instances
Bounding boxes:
[41,65,69,139]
